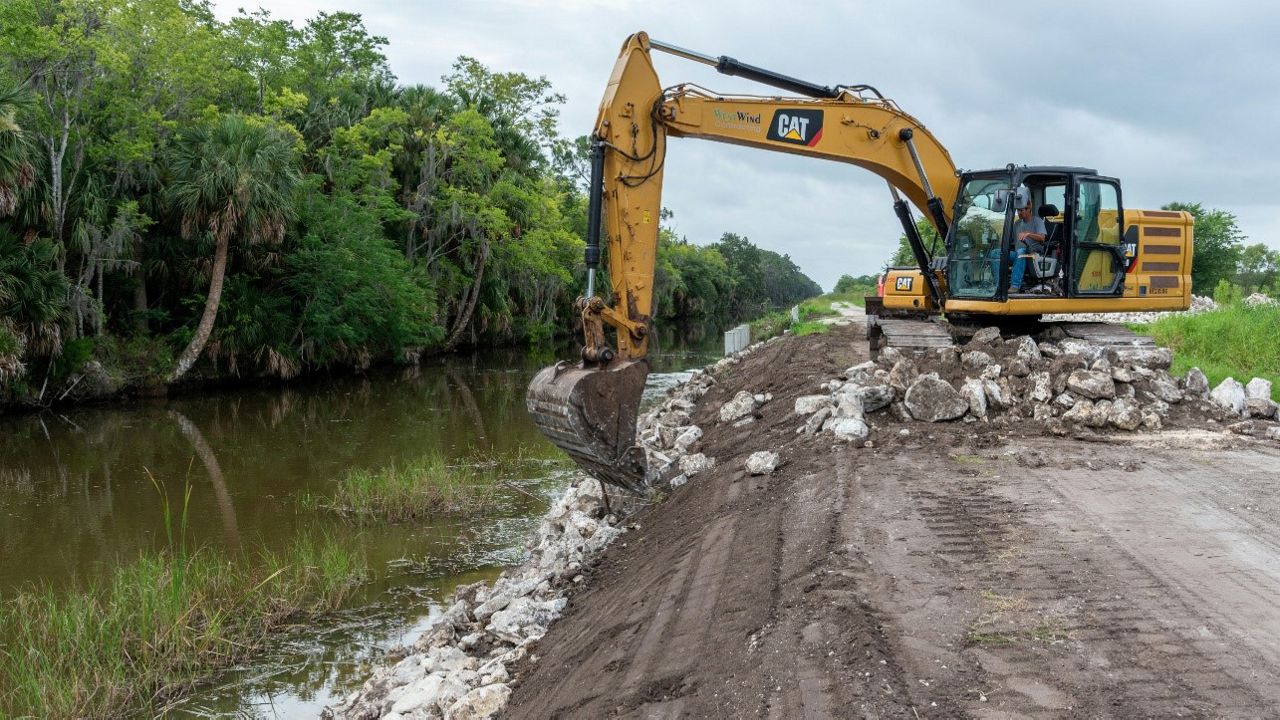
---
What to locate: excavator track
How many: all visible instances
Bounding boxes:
[867,315,955,357]
[869,313,1155,358]
[1045,321,1157,348]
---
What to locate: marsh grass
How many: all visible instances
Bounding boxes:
[0,475,367,719]
[1139,303,1280,400]
[300,450,546,523]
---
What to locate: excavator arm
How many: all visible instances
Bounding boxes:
[529,32,960,491]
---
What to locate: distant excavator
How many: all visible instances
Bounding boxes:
[527,32,1193,491]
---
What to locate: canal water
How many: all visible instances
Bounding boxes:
[0,326,725,717]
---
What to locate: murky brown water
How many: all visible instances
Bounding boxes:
[0,327,723,717]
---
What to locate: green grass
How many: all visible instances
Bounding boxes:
[965,630,1019,646]
[790,321,829,337]
[0,483,366,719]
[301,452,504,523]
[748,309,794,343]
[797,289,872,320]
[1137,303,1280,401]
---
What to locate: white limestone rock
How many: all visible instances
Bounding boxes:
[832,385,865,419]
[673,426,703,452]
[1062,398,1094,425]
[1108,397,1143,431]
[801,407,831,435]
[1246,398,1278,419]
[444,683,511,720]
[1012,335,1043,363]
[844,361,879,384]
[1114,347,1173,369]
[1149,376,1183,404]
[719,391,756,423]
[1066,369,1116,400]
[828,417,871,442]
[1246,378,1273,401]
[1210,378,1247,416]
[745,451,780,475]
[903,373,969,422]
[969,326,1002,345]
[485,597,567,645]
[678,453,716,476]
[961,378,988,419]
[794,395,830,415]
[857,384,895,413]
[1183,367,1211,400]
[1028,371,1053,403]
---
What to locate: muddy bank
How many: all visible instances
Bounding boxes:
[498,322,1280,718]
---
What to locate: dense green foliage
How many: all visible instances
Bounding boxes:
[654,227,820,322]
[888,216,942,268]
[833,273,878,295]
[0,1,819,396]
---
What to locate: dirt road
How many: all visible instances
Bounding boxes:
[503,322,1280,718]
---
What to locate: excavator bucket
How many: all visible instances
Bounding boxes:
[526,359,650,494]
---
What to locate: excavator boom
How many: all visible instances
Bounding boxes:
[528,31,961,491]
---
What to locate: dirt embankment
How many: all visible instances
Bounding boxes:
[503,322,1280,718]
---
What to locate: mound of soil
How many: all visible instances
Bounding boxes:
[501,322,1280,718]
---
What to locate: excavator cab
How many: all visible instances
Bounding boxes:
[943,167,1128,302]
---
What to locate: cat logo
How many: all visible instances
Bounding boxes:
[766,109,824,147]
[894,276,913,292]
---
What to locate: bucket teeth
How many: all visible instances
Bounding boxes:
[526,359,650,493]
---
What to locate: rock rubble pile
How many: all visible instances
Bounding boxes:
[1041,294,1217,325]
[791,328,1280,442]
[330,336,781,719]
[328,475,631,720]
[637,336,785,488]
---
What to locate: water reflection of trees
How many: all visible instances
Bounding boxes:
[0,353,568,588]
[0,340,721,594]
[169,410,240,550]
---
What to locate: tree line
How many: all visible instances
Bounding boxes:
[0,1,819,398]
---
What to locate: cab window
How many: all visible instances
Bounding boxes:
[946,178,1006,299]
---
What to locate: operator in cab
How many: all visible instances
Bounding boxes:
[1008,196,1047,293]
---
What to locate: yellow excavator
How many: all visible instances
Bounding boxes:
[527,32,1193,491]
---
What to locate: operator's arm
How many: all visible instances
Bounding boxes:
[1020,216,1047,243]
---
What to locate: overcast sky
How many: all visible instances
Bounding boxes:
[211,0,1280,291]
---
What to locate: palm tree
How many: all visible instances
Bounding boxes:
[166,114,299,383]
[0,84,34,217]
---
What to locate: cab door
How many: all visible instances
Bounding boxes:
[1069,176,1126,295]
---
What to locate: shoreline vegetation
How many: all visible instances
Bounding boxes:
[0,479,368,719]
[300,449,571,523]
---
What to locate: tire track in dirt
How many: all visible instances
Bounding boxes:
[851,438,1280,718]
